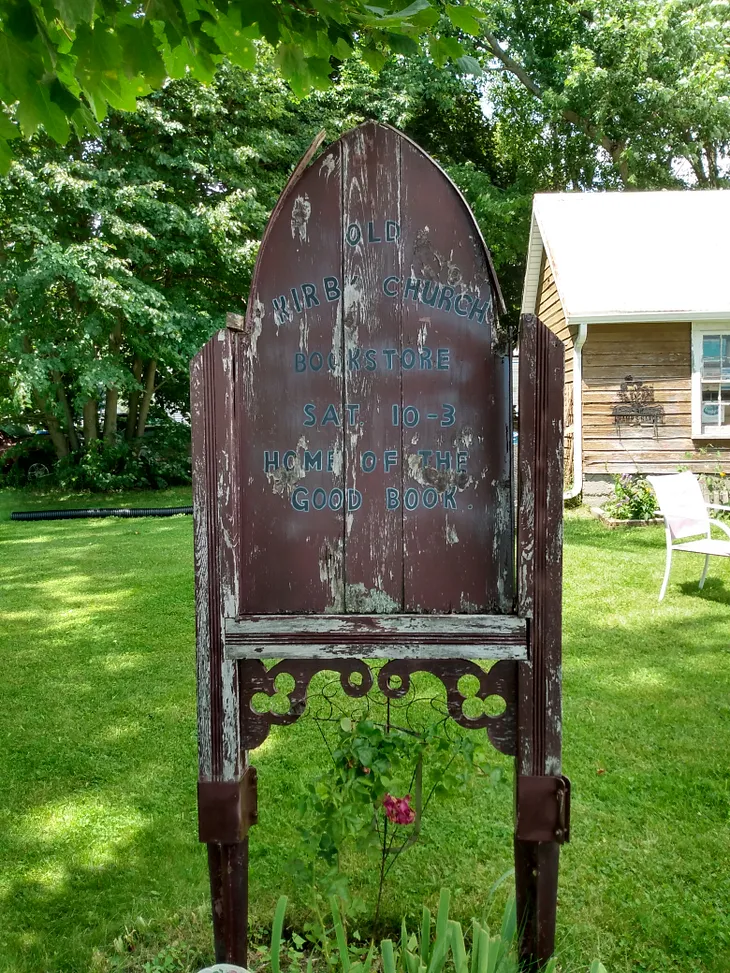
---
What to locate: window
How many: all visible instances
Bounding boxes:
[692,324,730,437]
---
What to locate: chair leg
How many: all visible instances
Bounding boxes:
[659,545,672,601]
[699,554,710,590]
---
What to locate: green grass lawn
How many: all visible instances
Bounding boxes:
[1,487,729,973]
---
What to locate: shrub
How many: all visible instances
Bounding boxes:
[0,434,57,487]
[603,474,658,521]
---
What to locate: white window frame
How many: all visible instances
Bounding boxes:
[691,322,730,438]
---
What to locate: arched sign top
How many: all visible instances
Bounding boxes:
[234,121,514,616]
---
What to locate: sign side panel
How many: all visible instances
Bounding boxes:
[240,144,345,612]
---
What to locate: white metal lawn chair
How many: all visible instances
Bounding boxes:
[647,471,730,601]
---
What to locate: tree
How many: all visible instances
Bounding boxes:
[0,59,326,469]
[0,0,493,172]
[466,0,730,188]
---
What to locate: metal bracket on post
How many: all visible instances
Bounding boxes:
[516,775,571,844]
[198,766,258,844]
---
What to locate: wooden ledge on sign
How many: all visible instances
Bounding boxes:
[224,613,528,661]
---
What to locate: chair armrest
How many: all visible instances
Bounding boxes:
[708,517,730,540]
[707,503,730,512]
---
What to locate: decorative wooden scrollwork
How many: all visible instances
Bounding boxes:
[238,657,516,755]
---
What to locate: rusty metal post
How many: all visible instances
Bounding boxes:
[515,313,566,969]
[191,328,249,965]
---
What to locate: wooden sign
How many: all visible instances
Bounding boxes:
[191,122,568,971]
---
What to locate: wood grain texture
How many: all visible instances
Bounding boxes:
[224,613,527,660]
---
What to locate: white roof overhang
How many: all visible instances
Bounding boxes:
[520,190,730,326]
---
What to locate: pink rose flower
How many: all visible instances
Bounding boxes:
[383,793,416,825]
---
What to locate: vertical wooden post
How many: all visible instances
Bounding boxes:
[191,327,248,965]
[515,313,565,968]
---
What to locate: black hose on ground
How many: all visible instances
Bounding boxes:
[11,506,193,521]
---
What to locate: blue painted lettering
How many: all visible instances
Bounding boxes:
[310,351,323,372]
[292,487,308,511]
[455,293,472,317]
[385,219,400,242]
[361,451,377,473]
[294,353,306,372]
[417,449,433,468]
[404,488,419,511]
[384,450,398,472]
[386,488,400,510]
[326,450,335,472]
[403,406,419,428]
[345,403,360,425]
[348,348,361,371]
[401,348,416,369]
[348,488,363,510]
[302,282,320,308]
[404,277,420,302]
[272,295,290,324]
[303,404,316,428]
[469,296,489,323]
[423,488,438,509]
[456,451,468,472]
[324,276,341,301]
[291,287,302,314]
[264,450,279,473]
[419,348,432,369]
[436,450,451,471]
[441,403,456,428]
[312,488,328,510]
[443,488,457,510]
[304,450,322,471]
[437,348,450,370]
[282,450,297,471]
[367,221,382,243]
[383,276,399,298]
[421,280,439,307]
[329,488,344,511]
[437,285,454,312]
[364,349,377,371]
[322,404,340,427]
[384,349,397,370]
[346,223,362,247]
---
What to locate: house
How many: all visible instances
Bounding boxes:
[520,190,730,499]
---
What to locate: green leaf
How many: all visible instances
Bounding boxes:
[364,0,432,22]
[271,895,288,973]
[445,4,483,35]
[118,22,167,89]
[381,939,397,973]
[52,0,96,29]
[428,36,462,68]
[0,113,20,140]
[455,55,482,75]
[588,963,608,973]
[0,137,14,174]
[385,31,419,56]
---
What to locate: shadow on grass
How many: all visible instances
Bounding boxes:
[1,507,729,973]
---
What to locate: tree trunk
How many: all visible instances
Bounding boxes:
[136,359,157,438]
[83,399,98,443]
[103,321,123,443]
[103,387,118,442]
[125,357,144,441]
[53,372,80,452]
[44,410,71,459]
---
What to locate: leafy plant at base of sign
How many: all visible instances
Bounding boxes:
[269,889,609,973]
[603,474,658,521]
[289,717,503,944]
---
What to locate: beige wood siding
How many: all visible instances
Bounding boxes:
[582,322,730,473]
[536,256,576,483]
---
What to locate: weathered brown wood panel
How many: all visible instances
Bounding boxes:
[582,321,730,474]
[400,135,512,613]
[341,124,404,611]
[240,140,346,612]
